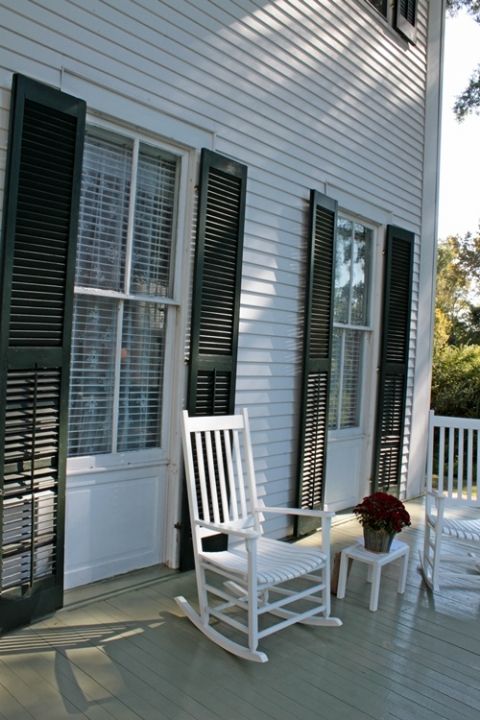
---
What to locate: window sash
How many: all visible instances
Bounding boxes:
[334,219,372,327]
[76,131,131,292]
[68,125,180,458]
[329,327,368,431]
[117,301,166,452]
[329,216,373,431]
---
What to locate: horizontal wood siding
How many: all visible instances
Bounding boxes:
[0,0,432,539]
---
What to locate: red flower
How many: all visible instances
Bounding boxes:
[353,492,411,534]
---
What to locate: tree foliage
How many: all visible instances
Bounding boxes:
[446,0,480,119]
[432,230,480,416]
[434,232,480,346]
[431,344,480,417]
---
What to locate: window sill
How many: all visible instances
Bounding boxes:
[67,447,168,476]
[328,429,368,442]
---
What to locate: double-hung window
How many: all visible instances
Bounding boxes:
[366,0,417,43]
[329,217,373,431]
[68,125,181,458]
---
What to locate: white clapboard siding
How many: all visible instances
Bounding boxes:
[0,0,435,547]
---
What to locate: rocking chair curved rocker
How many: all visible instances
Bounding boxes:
[176,409,342,663]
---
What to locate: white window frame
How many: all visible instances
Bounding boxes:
[329,214,377,437]
[67,115,191,475]
[364,0,417,43]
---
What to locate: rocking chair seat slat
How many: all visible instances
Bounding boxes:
[437,516,480,542]
[201,536,327,586]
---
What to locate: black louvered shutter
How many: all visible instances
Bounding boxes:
[372,225,413,493]
[295,191,337,537]
[188,150,246,417]
[179,149,247,569]
[0,75,85,632]
[395,0,417,43]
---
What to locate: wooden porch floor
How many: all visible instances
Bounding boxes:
[1,500,479,720]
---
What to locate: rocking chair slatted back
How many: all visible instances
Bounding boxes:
[183,410,260,536]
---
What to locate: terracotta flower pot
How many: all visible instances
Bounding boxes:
[363,527,396,553]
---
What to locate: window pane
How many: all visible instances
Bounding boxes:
[340,330,362,428]
[351,224,371,325]
[68,296,117,456]
[131,145,177,297]
[117,301,166,451]
[76,131,131,291]
[367,0,387,16]
[334,218,352,323]
[328,328,341,430]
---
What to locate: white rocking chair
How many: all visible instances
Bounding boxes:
[421,412,480,591]
[176,409,342,663]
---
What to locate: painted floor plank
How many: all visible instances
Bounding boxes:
[0,656,91,720]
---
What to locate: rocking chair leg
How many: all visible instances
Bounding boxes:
[192,559,211,623]
[247,540,260,654]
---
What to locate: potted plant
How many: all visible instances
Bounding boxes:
[353,492,411,553]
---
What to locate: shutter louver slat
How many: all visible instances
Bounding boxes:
[9,99,80,348]
[299,372,329,510]
[197,168,243,358]
[194,371,232,417]
[296,191,337,536]
[310,207,335,359]
[2,368,60,592]
[372,226,413,493]
[0,74,84,632]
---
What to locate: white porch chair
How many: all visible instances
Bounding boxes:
[176,409,342,663]
[421,411,480,591]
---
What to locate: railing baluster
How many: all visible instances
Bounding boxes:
[467,428,473,501]
[447,427,454,498]
[438,426,445,495]
[457,428,464,500]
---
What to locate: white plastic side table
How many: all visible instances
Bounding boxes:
[336,538,410,611]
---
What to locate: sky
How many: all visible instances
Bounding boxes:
[438,10,480,239]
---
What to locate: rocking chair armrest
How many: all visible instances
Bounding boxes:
[195,519,261,540]
[257,506,335,519]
